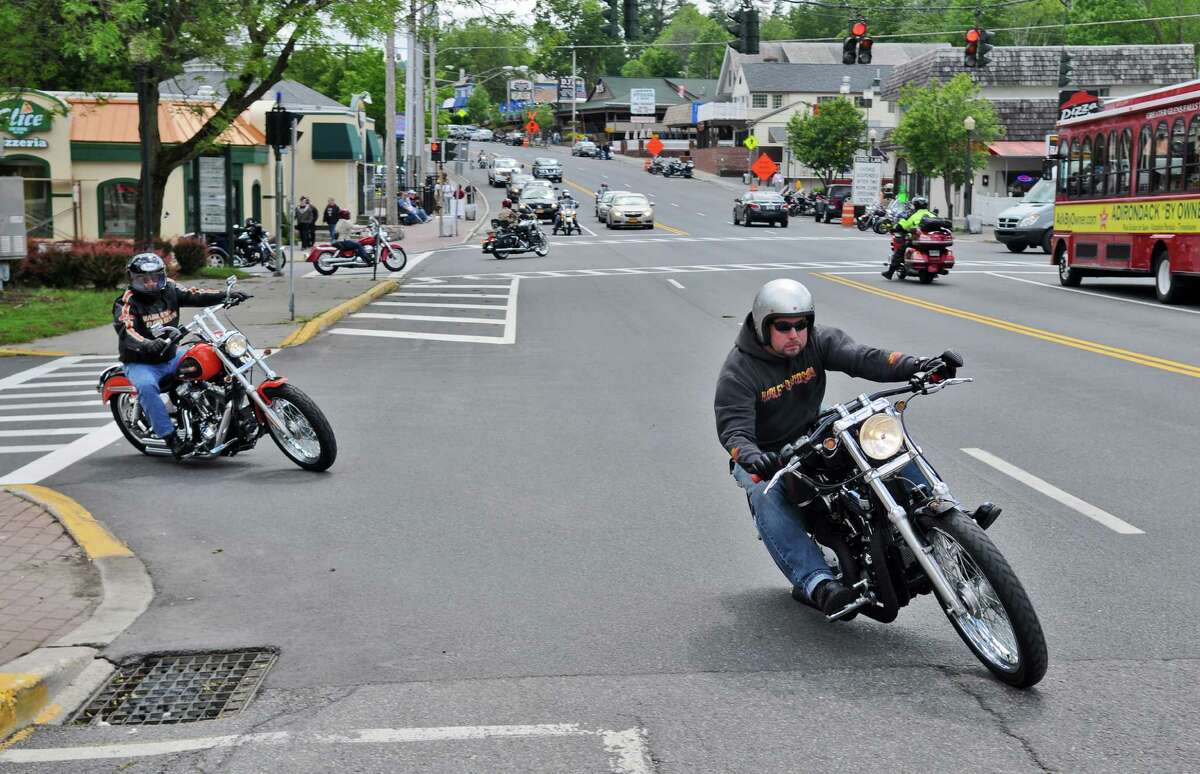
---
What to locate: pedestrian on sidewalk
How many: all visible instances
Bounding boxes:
[454,185,466,219]
[440,177,455,216]
[771,171,784,192]
[323,198,341,243]
[294,196,318,248]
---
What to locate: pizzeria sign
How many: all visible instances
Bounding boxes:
[0,98,52,149]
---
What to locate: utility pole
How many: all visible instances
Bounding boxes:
[429,3,438,152]
[571,48,578,138]
[404,4,417,189]
[385,16,398,225]
[414,4,425,186]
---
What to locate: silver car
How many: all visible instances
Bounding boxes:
[606,193,654,230]
[532,157,562,182]
[595,190,629,221]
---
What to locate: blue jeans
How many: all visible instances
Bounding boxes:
[733,464,834,598]
[334,240,369,261]
[125,352,186,439]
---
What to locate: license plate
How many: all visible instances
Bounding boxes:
[928,249,942,256]
[627,218,640,223]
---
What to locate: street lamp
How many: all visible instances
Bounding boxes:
[963,115,976,222]
[868,127,878,155]
[350,91,373,220]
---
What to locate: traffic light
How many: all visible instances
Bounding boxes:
[602,0,620,38]
[444,140,458,161]
[965,28,980,67]
[844,19,870,65]
[725,2,758,55]
[1058,49,1073,88]
[977,28,995,67]
[623,0,638,41]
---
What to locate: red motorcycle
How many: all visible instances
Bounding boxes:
[888,218,956,284]
[307,217,407,275]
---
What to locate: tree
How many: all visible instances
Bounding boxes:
[437,18,531,102]
[785,98,866,191]
[284,47,390,128]
[465,84,500,127]
[621,47,683,77]
[890,73,1001,217]
[531,0,627,88]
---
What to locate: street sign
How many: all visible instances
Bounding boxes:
[646,136,664,157]
[851,155,883,205]
[456,108,468,118]
[630,88,656,115]
[743,135,759,151]
[630,116,654,123]
[525,120,540,134]
[751,153,778,181]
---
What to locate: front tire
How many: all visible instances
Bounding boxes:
[1041,229,1053,254]
[381,246,407,272]
[263,383,337,472]
[265,246,286,272]
[1006,242,1027,253]
[919,511,1048,688]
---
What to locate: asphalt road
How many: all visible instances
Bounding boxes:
[3,146,1199,773]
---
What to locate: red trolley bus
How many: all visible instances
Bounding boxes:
[1052,79,1200,303]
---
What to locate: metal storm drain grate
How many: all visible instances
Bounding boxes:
[72,649,277,726]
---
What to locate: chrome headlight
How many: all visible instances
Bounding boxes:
[222,332,249,358]
[859,414,904,461]
[1017,213,1040,227]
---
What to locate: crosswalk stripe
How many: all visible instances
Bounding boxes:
[0,413,111,423]
[373,301,504,309]
[330,329,507,344]
[1,380,99,389]
[0,400,97,411]
[391,293,509,299]
[0,444,66,454]
[352,313,505,325]
[0,390,94,400]
[0,428,102,438]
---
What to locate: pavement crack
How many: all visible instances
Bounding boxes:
[940,667,1055,772]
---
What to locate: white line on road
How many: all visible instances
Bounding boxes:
[696,212,705,216]
[0,723,654,773]
[0,390,94,400]
[0,412,111,423]
[961,447,1145,535]
[0,400,98,411]
[403,284,511,289]
[0,427,101,437]
[373,301,503,309]
[0,424,122,485]
[390,292,509,298]
[0,444,65,454]
[667,279,685,289]
[671,202,680,207]
[352,312,505,325]
[0,380,100,389]
[986,271,1200,315]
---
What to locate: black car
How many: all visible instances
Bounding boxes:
[519,190,559,222]
[506,174,536,200]
[733,191,789,227]
[532,157,562,182]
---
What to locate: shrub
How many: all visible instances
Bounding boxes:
[76,240,135,289]
[16,241,83,288]
[173,237,208,275]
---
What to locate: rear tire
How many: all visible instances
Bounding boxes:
[919,271,936,284]
[1057,247,1081,287]
[1006,242,1027,253]
[265,246,286,272]
[313,252,339,275]
[780,217,789,228]
[110,394,153,455]
[918,511,1048,688]
[1154,250,1186,304]
[263,383,337,472]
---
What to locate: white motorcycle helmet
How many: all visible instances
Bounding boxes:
[751,279,815,344]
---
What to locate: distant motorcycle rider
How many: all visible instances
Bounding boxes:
[883,196,935,279]
[714,279,958,617]
[114,253,245,460]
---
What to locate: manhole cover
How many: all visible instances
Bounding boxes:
[72,649,277,726]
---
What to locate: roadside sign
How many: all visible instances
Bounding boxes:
[456,108,468,118]
[525,120,540,134]
[630,88,656,116]
[646,136,664,156]
[743,135,759,151]
[751,153,778,182]
[851,155,883,205]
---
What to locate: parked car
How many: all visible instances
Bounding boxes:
[815,184,855,223]
[993,176,1056,254]
[606,193,654,229]
[733,191,789,227]
[489,157,521,187]
[493,130,508,143]
[509,132,526,146]
[594,189,629,220]
[470,128,494,142]
[531,157,563,182]
[506,173,536,200]
[573,141,598,157]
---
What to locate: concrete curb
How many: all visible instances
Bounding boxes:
[0,486,152,741]
[278,279,401,348]
[0,348,71,359]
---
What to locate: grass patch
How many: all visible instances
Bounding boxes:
[182,266,254,281]
[0,288,118,345]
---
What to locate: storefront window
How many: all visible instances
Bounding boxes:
[99,179,138,237]
[0,156,51,238]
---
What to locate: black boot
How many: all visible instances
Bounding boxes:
[881,268,894,279]
[163,431,190,461]
[810,579,859,620]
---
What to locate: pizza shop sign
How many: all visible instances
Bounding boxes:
[0,98,52,149]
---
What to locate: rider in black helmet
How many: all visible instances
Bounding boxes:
[113,252,246,459]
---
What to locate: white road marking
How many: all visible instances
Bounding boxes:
[352,312,505,325]
[0,424,122,485]
[0,356,79,389]
[696,212,705,216]
[962,447,1145,535]
[825,270,1055,276]
[0,390,94,400]
[667,279,685,289]
[0,400,98,411]
[404,284,510,289]
[0,723,654,773]
[390,292,509,298]
[0,444,65,454]
[671,202,680,207]
[0,380,99,389]
[372,301,503,309]
[987,271,1200,314]
[0,427,105,437]
[0,412,111,423]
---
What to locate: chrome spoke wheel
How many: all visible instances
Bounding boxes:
[927,526,1021,672]
[117,394,154,441]
[270,399,321,463]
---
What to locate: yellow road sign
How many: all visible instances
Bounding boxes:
[743,135,758,151]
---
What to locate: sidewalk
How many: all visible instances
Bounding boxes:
[0,491,99,666]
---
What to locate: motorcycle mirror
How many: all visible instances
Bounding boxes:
[225,276,237,289]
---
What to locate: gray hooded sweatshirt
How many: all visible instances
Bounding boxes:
[714,313,923,461]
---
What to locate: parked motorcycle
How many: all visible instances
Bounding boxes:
[661,158,694,178]
[756,355,1047,687]
[783,192,813,217]
[98,278,337,471]
[553,199,582,236]
[204,220,286,271]
[887,217,956,283]
[306,218,408,276]
[875,200,913,235]
[647,157,667,175]
[483,215,549,259]
[857,203,887,232]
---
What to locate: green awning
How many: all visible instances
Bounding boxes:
[311,123,363,161]
[365,132,383,163]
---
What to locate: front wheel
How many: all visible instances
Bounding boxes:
[263,383,337,472]
[265,246,286,272]
[533,234,549,257]
[313,252,339,275]
[1005,242,1027,253]
[919,511,1048,688]
[381,246,407,272]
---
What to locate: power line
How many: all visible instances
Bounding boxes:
[783,0,1048,11]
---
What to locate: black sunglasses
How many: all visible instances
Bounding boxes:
[772,319,809,333]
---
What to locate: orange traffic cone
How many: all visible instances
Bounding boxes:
[749,181,758,191]
[841,200,855,227]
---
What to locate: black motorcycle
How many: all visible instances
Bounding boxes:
[647,157,667,175]
[755,354,1048,688]
[483,215,550,259]
[783,192,813,216]
[661,158,694,179]
[205,220,286,271]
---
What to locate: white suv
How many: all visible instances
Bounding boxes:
[489,157,521,187]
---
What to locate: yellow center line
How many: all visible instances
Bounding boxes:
[813,272,1200,379]
[563,178,689,236]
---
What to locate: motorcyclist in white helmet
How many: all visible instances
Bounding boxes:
[714,279,960,617]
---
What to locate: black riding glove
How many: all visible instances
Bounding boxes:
[228,291,250,304]
[740,449,781,479]
[922,350,963,382]
[145,337,171,356]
